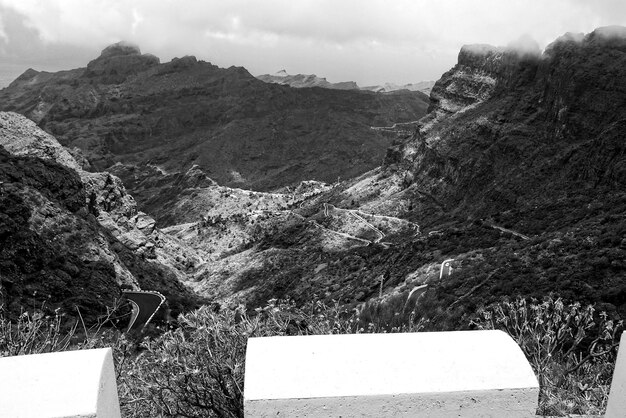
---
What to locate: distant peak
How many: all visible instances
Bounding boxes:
[86,41,159,81]
[275,69,289,76]
[589,25,626,43]
[593,25,626,39]
[99,41,142,59]
[550,32,585,46]
[18,68,39,79]
[505,34,541,57]
[169,55,198,68]
[460,44,502,57]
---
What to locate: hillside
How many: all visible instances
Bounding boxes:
[0,112,203,323]
[0,43,430,210]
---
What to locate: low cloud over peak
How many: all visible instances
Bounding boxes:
[593,25,626,40]
[506,34,541,57]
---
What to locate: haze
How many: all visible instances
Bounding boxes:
[1,0,625,88]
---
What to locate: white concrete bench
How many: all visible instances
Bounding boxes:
[0,347,121,418]
[244,330,539,417]
[606,331,626,418]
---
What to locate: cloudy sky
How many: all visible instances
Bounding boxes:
[0,0,625,87]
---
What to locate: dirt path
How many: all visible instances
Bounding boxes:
[487,223,530,240]
[289,210,371,245]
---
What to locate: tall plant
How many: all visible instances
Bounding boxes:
[471,297,622,415]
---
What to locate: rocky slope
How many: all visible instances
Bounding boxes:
[170,27,625,324]
[0,43,429,206]
[0,112,203,323]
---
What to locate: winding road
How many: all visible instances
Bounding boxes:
[123,291,166,332]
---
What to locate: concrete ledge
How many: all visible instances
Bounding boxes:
[606,331,626,418]
[244,330,539,417]
[0,348,121,418]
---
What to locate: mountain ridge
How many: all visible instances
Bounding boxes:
[257,70,359,90]
[0,44,430,212]
[257,69,435,95]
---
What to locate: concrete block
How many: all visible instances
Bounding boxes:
[244,330,539,417]
[0,348,121,418]
[606,331,626,418]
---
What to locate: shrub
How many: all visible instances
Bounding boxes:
[116,299,360,417]
[0,304,121,357]
[357,291,428,333]
[470,296,623,416]
[0,309,76,356]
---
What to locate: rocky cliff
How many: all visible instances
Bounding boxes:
[388,27,626,221]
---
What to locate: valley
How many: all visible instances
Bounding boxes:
[0,27,625,332]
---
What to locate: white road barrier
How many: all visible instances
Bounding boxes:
[0,348,121,418]
[1,330,622,417]
[244,330,539,417]
[606,331,626,418]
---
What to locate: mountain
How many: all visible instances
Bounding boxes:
[257,70,359,90]
[170,27,626,324]
[361,81,436,95]
[0,42,430,221]
[257,70,436,95]
[0,112,203,323]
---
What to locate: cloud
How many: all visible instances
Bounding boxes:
[131,8,143,35]
[506,34,541,57]
[594,25,626,40]
[0,16,6,41]
[0,0,625,85]
[0,4,93,67]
